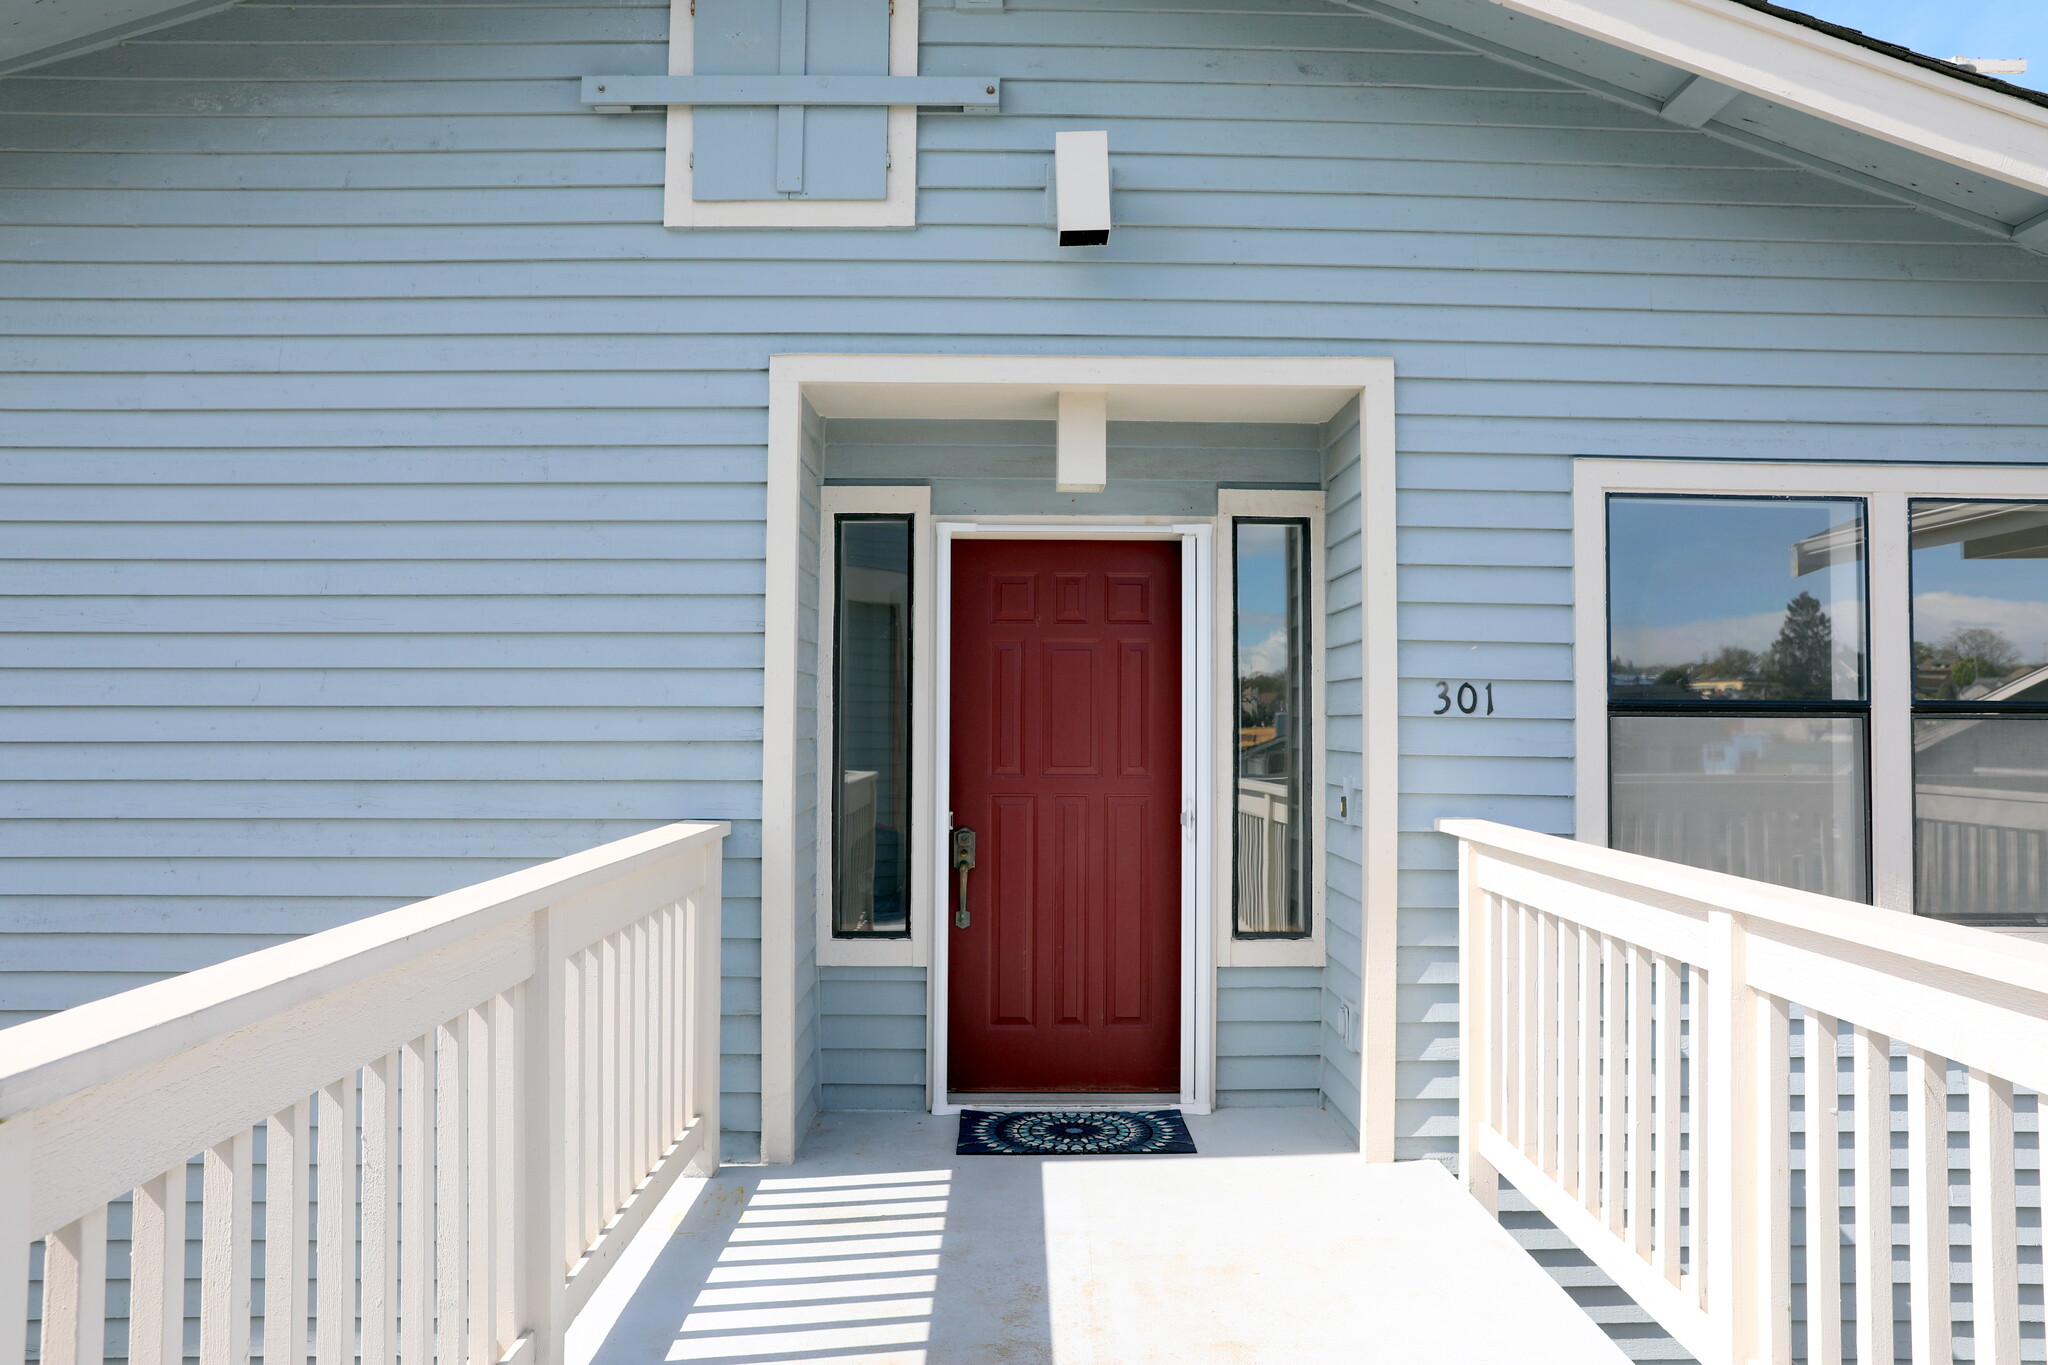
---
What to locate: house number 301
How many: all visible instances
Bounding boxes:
[1434,682,1496,716]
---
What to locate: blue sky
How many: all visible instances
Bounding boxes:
[1799,1,2047,92]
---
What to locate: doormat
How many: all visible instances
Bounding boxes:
[956,1109,1197,1156]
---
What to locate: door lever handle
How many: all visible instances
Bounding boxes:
[951,827,977,929]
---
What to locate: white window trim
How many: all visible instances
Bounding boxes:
[1215,489,1327,968]
[662,0,918,229]
[1573,458,2048,920]
[817,485,934,968]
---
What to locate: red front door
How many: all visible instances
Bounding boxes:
[947,539,1183,1093]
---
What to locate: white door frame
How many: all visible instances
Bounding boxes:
[930,520,1216,1115]
[761,354,1399,1164]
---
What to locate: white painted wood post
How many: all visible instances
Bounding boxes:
[1852,1026,1896,1365]
[1806,1011,1845,1365]
[316,1076,357,1365]
[687,849,724,1177]
[517,907,571,1363]
[262,1100,310,1365]
[129,1165,187,1365]
[43,1205,107,1365]
[1904,1047,1951,1365]
[200,1127,254,1365]
[0,1120,31,1365]
[1457,841,1499,1213]
[1967,1069,2018,1365]
[361,1052,400,1365]
[1701,910,1791,1365]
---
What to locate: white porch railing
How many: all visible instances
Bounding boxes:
[1443,818,2047,1365]
[0,820,726,1365]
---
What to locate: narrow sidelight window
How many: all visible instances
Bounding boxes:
[1606,495,1870,900]
[832,515,913,937]
[1233,519,1311,937]
[1910,501,2048,925]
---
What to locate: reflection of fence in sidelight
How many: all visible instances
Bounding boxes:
[1235,778,1293,934]
[1443,818,2039,1365]
[1,820,727,1365]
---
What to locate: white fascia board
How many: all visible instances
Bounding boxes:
[1483,0,2048,197]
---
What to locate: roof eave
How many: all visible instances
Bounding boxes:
[1483,0,2048,201]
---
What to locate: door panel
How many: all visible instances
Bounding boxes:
[948,539,1182,1093]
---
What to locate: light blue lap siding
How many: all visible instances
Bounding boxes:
[3,0,2047,1174]
[820,967,928,1112]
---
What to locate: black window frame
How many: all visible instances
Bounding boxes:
[1231,515,1315,941]
[829,511,915,941]
[1604,492,1876,903]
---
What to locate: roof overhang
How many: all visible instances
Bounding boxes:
[1483,0,2048,202]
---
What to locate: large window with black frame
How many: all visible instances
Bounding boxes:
[1606,495,1870,902]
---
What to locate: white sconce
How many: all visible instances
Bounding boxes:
[1056,390,1107,492]
[1054,130,1111,246]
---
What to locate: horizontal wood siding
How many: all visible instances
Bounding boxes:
[1,0,2045,1195]
[1217,966,1323,1106]
[820,966,928,1111]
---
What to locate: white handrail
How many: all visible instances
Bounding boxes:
[0,820,728,1365]
[1442,817,2046,1365]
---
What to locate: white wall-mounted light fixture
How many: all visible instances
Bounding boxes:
[1054,129,1111,246]
[1055,390,1107,491]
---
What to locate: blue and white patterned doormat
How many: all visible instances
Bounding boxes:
[956,1109,1197,1155]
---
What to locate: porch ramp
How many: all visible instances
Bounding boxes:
[581,1108,1629,1365]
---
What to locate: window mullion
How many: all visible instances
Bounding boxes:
[1867,488,1915,912]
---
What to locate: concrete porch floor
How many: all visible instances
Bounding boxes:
[579,1108,1631,1365]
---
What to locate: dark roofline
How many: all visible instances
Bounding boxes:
[1726,0,2048,113]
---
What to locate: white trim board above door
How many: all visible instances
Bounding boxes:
[762,355,1400,1164]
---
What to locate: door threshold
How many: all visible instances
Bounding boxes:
[948,1092,1184,1110]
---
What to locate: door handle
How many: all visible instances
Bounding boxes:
[951,827,977,929]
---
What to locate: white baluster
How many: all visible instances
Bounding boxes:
[42,1205,108,1365]
[361,1051,400,1365]
[263,1100,311,1365]
[200,1128,253,1365]
[1805,1011,1844,1365]
[1905,1047,1952,1365]
[1966,1069,2017,1365]
[1852,1026,1896,1365]
[129,1164,188,1365]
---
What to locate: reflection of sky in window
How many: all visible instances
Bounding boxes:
[1237,526,1291,674]
[1608,496,1864,670]
[1910,505,2048,664]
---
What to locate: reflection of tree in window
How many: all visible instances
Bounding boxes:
[1605,495,1869,901]
[1763,592,1833,699]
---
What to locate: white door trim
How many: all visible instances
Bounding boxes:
[930,520,1215,1115]
[762,354,1398,1164]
